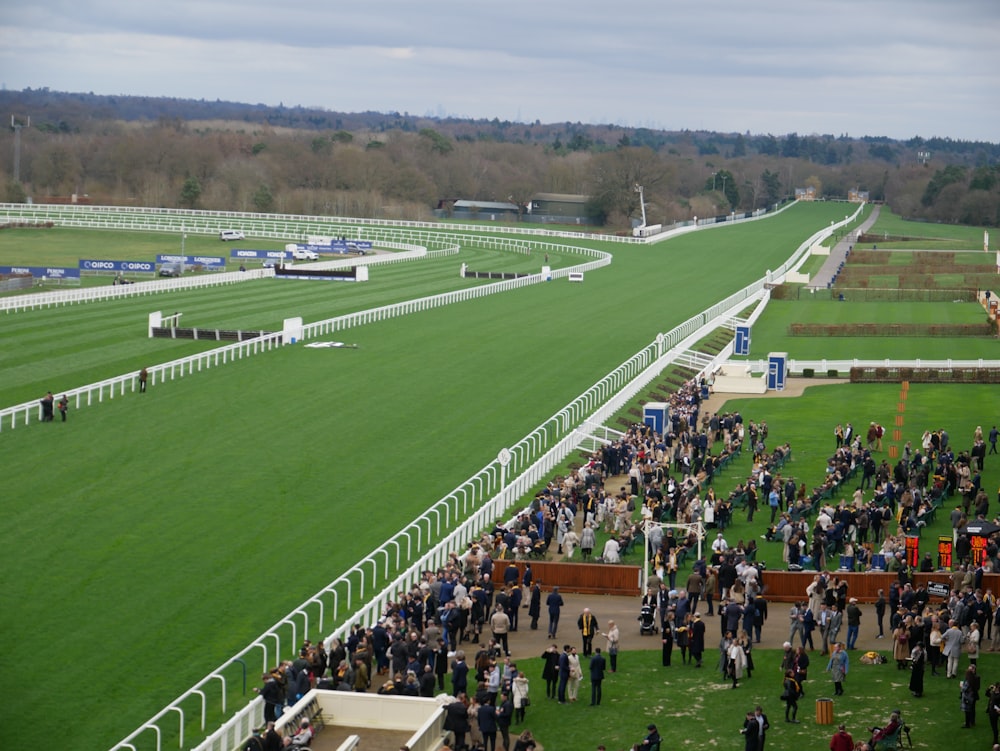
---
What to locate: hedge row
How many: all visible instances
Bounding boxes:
[789,322,995,337]
[849,367,1000,384]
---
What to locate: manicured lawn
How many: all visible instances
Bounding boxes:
[868,213,992,246]
[745,300,996,360]
[516,646,998,751]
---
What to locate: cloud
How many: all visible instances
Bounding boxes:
[1,0,997,140]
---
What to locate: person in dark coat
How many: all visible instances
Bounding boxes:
[478,696,499,751]
[541,643,559,698]
[909,642,926,697]
[444,694,470,751]
[741,711,760,751]
[451,650,469,697]
[557,645,570,703]
[496,692,514,751]
[589,647,607,705]
[255,673,283,723]
[546,586,564,638]
[661,611,675,666]
[690,612,706,667]
[528,582,541,630]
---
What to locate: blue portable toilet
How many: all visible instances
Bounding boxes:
[766,352,787,391]
[734,325,751,356]
[643,402,669,435]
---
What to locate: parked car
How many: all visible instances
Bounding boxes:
[290,247,319,260]
[219,229,245,241]
[158,262,184,277]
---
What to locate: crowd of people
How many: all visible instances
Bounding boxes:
[245,366,1000,751]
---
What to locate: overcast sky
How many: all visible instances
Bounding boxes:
[1,0,998,142]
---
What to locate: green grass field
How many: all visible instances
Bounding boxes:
[513,646,998,751]
[745,300,997,360]
[2,203,997,750]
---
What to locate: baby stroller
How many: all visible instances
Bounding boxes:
[638,603,658,635]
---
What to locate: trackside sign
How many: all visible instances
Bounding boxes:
[79,259,156,273]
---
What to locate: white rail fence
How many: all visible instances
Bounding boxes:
[0,198,797,251]
[733,358,1000,375]
[0,243,608,431]
[0,241,458,313]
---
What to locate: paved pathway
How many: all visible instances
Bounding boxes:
[807,205,880,289]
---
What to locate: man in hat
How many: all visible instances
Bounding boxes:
[846,597,862,650]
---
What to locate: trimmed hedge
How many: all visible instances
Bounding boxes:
[850,366,1000,384]
[788,322,993,337]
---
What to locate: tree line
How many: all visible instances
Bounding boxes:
[1,88,997,228]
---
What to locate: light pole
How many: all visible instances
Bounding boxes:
[711,172,718,191]
[720,173,729,200]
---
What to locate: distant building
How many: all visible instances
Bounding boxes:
[847,189,870,203]
[917,150,931,165]
[444,199,520,221]
[794,187,817,201]
[434,192,598,225]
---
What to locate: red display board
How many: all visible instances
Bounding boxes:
[937,536,953,570]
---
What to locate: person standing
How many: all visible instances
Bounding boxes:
[546,586,564,638]
[477,696,498,751]
[578,608,599,656]
[782,669,801,723]
[845,598,862,650]
[557,645,570,704]
[829,724,853,751]
[686,568,704,613]
[987,682,1000,745]
[740,711,760,751]
[40,391,54,422]
[490,604,511,657]
[909,642,926,697]
[825,642,849,696]
[57,394,68,422]
[444,695,470,751]
[728,637,747,688]
[540,644,559,699]
[566,646,583,702]
[874,588,886,638]
[690,612,706,668]
[961,664,982,728]
[589,647,607,705]
[511,670,529,723]
[139,367,148,392]
[661,610,675,667]
[496,692,514,751]
[528,582,541,630]
[451,650,468,697]
[942,619,964,678]
[603,620,620,673]
[754,705,770,751]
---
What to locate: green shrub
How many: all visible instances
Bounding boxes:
[802,368,815,378]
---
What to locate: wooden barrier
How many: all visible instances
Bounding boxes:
[494,561,641,595]
[488,565,1000,601]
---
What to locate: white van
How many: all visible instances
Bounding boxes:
[290,247,319,260]
[219,229,245,241]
